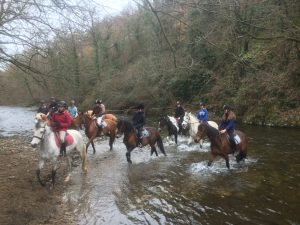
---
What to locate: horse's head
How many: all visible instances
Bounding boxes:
[158,116,168,132]
[194,122,208,143]
[182,112,190,129]
[31,120,47,148]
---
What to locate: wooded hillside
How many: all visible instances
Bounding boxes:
[0,0,299,126]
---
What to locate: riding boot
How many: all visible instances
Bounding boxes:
[230,139,236,153]
[60,143,66,157]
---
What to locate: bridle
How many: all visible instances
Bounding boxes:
[33,122,46,140]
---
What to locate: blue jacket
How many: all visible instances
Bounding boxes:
[196,108,208,122]
[68,106,78,118]
[219,111,236,134]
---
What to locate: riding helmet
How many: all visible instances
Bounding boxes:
[223,104,231,110]
[136,103,144,110]
[58,100,67,108]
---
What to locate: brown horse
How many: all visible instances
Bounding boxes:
[82,112,117,153]
[70,112,83,130]
[194,122,247,169]
[116,120,166,163]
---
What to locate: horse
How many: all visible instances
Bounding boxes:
[158,115,179,144]
[70,111,83,130]
[194,122,247,169]
[182,112,218,145]
[82,112,117,153]
[30,113,87,187]
[116,120,166,163]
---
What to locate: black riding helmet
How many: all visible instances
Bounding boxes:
[223,104,231,110]
[57,100,67,108]
[136,103,144,110]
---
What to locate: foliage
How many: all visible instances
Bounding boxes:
[1,0,299,126]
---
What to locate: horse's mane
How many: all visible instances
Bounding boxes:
[206,123,219,137]
[188,112,198,123]
[118,120,135,132]
[35,113,47,122]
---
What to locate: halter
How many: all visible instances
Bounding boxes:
[33,123,46,140]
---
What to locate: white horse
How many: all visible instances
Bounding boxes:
[31,113,87,187]
[182,112,218,145]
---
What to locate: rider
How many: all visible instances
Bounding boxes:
[174,101,185,133]
[92,99,105,118]
[132,104,145,146]
[50,101,72,156]
[48,97,58,118]
[37,100,49,115]
[196,102,208,123]
[68,99,78,118]
[219,105,237,152]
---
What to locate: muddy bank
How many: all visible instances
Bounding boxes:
[0,136,75,225]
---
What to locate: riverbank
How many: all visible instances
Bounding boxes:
[0,136,75,225]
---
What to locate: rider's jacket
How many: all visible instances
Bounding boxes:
[50,110,72,132]
[219,111,236,134]
[196,108,208,122]
[92,104,102,117]
[175,106,185,119]
[132,111,145,129]
[68,105,78,118]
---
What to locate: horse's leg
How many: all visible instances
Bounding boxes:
[109,134,115,150]
[36,159,45,186]
[126,147,134,164]
[174,132,178,144]
[86,135,97,154]
[51,157,58,187]
[157,136,166,156]
[150,145,158,156]
[224,154,230,169]
[207,153,217,167]
[79,144,88,173]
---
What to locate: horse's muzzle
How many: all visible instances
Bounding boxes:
[31,143,38,148]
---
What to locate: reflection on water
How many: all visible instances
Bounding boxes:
[1,106,299,224]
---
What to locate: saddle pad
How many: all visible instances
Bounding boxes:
[140,128,150,138]
[54,132,74,147]
[234,134,241,144]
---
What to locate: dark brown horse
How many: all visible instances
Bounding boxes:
[116,120,166,163]
[82,112,117,153]
[70,112,83,130]
[194,122,247,169]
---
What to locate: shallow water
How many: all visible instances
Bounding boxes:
[1,106,300,224]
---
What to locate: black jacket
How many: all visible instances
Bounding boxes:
[175,106,185,118]
[132,111,145,129]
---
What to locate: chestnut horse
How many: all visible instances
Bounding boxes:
[82,112,117,153]
[116,120,166,163]
[70,112,83,130]
[194,122,247,169]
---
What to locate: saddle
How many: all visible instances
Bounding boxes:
[54,132,74,148]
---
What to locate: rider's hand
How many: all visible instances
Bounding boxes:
[220,129,226,134]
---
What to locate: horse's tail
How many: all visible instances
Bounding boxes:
[236,133,247,163]
[157,135,166,156]
[80,143,88,173]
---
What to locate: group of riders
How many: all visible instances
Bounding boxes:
[175,101,237,152]
[37,97,237,156]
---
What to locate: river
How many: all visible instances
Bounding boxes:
[0,106,299,225]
